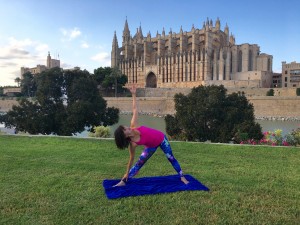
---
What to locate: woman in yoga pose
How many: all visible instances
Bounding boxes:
[113,84,189,187]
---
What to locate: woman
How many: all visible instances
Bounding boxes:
[113,84,189,187]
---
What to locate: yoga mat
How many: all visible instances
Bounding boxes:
[103,174,209,199]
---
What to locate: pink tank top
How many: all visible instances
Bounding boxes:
[133,126,165,148]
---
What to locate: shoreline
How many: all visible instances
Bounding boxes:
[2,110,300,121]
[120,111,300,121]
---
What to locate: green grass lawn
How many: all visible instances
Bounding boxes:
[0,135,299,225]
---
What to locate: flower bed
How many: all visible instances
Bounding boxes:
[241,127,300,146]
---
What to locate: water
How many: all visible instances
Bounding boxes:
[1,114,299,137]
[83,115,299,138]
[74,114,166,138]
[256,120,299,135]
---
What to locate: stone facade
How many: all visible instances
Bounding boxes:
[21,52,60,76]
[3,87,21,97]
[111,18,273,89]
[282,61,300,88]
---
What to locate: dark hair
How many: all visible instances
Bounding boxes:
[114,125,130,149]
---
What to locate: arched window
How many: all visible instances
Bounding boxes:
[248,50,253,71]
[238,50,242,72]
[230,51,233,73]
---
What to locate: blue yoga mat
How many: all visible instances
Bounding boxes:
[103,174,209,199]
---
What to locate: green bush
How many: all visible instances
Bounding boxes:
[291,127,300,145]
[166,85,263,143]
[89,126,110,138]
[233,130,249,143]
[296,88,300,96]
[266,89,274,96]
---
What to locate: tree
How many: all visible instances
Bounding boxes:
[21,72,36,97]
[296,88,300,96]
[165,85,263,143]
[14,77,21,87]
[266,88,274,96]
[93,66,128,96]
[1,68,119,136]
[93,67,112,85]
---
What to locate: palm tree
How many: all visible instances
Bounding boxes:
[111,67,122,97]
[15,77,21,87]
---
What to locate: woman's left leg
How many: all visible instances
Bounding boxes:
[159,136,184,177]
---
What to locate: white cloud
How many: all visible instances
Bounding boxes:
[8,37,33,48]
[0,37,49,86]
[91,52,110,66]
[35,43,48,52]
[81,41,89,49]
[60,27,82,41]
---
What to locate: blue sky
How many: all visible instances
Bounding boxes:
[0,0,299,86]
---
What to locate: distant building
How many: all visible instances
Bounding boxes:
[112,18,273,89]
[282,61,300,88]
[21,52,60,76]
[47,52,60,69]
[64,66,81,71]
[272,73,282,88]
[3,87,21,97]
[21,64,48,76]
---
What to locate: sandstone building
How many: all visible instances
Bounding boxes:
[282,61,300,88]
[111,18,273,89]
[21,52,60,76]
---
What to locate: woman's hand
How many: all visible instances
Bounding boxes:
[129,84,136,95]
[122,173,129,182]
[112,173,128,187]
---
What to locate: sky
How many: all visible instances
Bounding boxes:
[0,0,299,86]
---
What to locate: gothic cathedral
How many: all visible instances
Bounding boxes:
[111,18,273,89]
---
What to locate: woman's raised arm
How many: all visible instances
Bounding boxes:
[130,84,138,128]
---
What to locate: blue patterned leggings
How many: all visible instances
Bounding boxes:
[128,136,184,178]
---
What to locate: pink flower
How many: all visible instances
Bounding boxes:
[282,141,289,146]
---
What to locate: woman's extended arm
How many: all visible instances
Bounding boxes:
[122,142,136,181]
[130,85,138,128]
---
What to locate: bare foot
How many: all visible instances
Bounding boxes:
[181,176,189,185]
[113,180,126,187]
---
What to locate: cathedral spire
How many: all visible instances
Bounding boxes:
[215,17,220,30]
[123,17,129,33]
[191,24,195,33]
[122,17,131,43]
[224,23,229,36]
[111,31,119,68]
[139,23,143,38]
[113,31,118,46]
[162,27,165,37]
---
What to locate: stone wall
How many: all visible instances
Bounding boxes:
[105,96,300,119]
[140,87,299,98]
[248,96,300,118]
[0,99,19,112]
[1,93,300,119]
[105,97,175,115]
